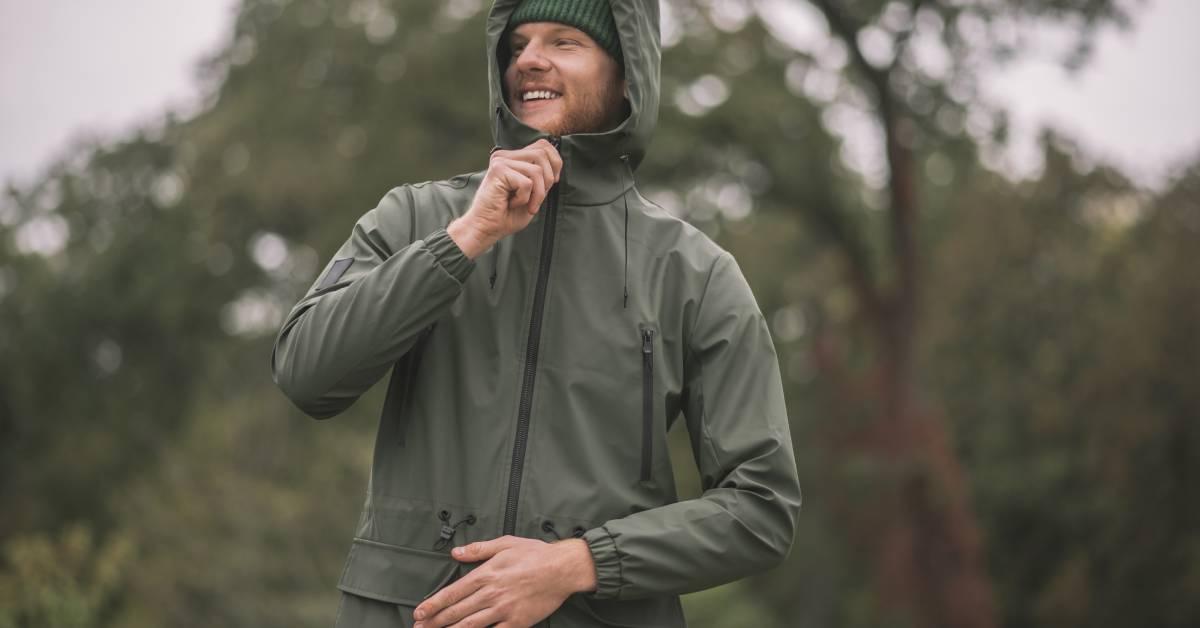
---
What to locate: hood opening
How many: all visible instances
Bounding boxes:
[486,0,660,166]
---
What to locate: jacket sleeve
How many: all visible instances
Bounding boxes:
[580,252,802,599]
[270,187,475,419]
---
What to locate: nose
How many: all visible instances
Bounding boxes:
[513,40,551,73]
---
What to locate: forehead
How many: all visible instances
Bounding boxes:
[508,21,592,42]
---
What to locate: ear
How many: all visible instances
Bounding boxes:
[622,78,630,99]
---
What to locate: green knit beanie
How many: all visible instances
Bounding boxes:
[507,0,623,62]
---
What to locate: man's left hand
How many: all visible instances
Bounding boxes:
[412,535,597,628]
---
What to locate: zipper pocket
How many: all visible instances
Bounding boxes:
[640,327,655,484]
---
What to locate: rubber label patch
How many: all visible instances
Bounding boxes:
[316,258,353,291]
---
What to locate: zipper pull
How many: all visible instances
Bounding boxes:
[642,329,653,354]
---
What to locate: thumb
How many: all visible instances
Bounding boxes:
[451,536,516,562]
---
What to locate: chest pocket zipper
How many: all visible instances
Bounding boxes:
[385,324,435,446]
[640,327,655,485]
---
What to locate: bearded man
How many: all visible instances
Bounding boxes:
[271,1,802,626]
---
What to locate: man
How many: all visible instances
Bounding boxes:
[271,0,802,626]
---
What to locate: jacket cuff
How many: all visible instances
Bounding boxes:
[581,526,623,599]
[423,227,475,284]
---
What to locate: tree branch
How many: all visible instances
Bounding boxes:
[808,0,921,372]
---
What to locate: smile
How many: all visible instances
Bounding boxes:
[522,89,562,101]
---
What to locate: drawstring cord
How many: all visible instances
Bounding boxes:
[541,520,586,541]
[433,509,477,551]
[619,153,631,309]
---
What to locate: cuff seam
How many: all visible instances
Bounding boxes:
[582,525,624,599]
[423,227,475,284]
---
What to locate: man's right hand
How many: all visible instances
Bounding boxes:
[447,139,563,259]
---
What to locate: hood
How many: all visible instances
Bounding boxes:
[485,0,661,204]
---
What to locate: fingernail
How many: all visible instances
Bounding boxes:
[414,608,424,620]
[414,623,424,628]
[452,547,463,557]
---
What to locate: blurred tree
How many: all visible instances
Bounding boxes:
[734,1,1140,626]
[0,133,225,538]
[921,135,1200,628]
[2,1,1193,628]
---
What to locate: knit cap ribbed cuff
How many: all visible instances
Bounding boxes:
[507,0,622,62]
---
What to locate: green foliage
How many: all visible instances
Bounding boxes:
[0,525,133,628]
[1,1,1193,627]
[920,138,1200,628]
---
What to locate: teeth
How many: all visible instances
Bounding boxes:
[523,90,560,101]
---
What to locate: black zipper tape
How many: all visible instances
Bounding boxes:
[640,327,655,483]
[502,137,562,535]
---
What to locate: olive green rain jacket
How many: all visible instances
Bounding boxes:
[271,0,802,625]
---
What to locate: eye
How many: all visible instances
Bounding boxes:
[556,38,581,48]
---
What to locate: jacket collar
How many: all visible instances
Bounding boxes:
[492,103,635,207]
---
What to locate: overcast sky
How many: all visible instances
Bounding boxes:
[2,0,1197,192]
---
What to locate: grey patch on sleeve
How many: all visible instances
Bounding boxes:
[316,258,353,291]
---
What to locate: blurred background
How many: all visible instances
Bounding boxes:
[1,0,1197,626]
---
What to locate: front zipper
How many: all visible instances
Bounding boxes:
[502,137,562,536]
[640,327,655,483]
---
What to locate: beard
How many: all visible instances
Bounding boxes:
[506,72,628,137]
[543,80,628,136]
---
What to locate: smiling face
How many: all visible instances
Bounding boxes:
[502,21,628,137]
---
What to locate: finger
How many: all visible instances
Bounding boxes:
[527,142,555,187]
[499,168,533,210]
[444,605,501,628]
[499,161,545,212]
[512,142,559,186]
[415,573,482,624]
[524,168,547,214]
[425,587,492,628]
[499,156,549,194]
[452,535,519,563]
[539,139,563,182]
